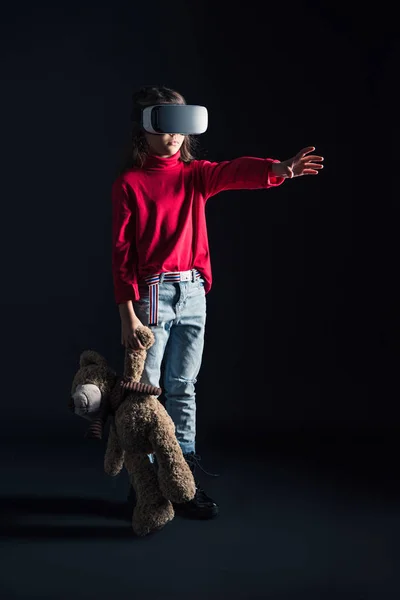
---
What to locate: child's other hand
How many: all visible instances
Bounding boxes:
[121,316,145,350]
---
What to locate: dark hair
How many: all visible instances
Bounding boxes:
[119,85,199,173]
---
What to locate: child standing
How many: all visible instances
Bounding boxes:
[111,85,324,519]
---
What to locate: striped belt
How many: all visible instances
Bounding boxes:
[143,269,201,326]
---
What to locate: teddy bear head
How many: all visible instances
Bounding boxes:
[69,350,118,420]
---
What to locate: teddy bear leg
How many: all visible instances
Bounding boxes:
[104,420,125,476]
[124,452,174,537]
[149,424,196,504]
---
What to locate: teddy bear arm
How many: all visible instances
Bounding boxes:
[148,418,196,504]
[104,420,125,476]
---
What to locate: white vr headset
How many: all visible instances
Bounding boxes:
[141,104,208,135]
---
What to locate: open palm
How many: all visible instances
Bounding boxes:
[273,146,324,178]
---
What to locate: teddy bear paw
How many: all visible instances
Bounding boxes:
[132,499,174,536]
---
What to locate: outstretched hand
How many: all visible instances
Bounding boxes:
[271,146,324,179]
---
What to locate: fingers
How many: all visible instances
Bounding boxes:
[296,147,325,165]
[123,333,145,350]
[303,155,324,162]
[296,154,324,176]
[304,162,324,169]
[297,164,323,176]
[134,338,145,350]
[296,146,316,158]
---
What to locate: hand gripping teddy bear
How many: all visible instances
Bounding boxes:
[69,325,196,536]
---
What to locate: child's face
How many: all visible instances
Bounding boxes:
[144,132,185,158]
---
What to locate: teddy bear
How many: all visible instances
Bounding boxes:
[69,325,196,537]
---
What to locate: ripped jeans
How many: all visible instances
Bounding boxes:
[133,274,207,454]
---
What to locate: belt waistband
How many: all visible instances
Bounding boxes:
[143,270,201,326]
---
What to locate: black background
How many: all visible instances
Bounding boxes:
[1,0,398,440]
[1,1,399,598]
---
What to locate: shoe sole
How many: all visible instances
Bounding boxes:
[173,506,219,520]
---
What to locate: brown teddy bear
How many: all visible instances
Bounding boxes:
[69,325,196,537]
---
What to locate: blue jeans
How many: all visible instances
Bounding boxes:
[133,274,207,454]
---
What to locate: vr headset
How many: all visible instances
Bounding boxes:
[140,104,208,135]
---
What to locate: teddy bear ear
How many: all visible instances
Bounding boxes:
[79,350,108,368]
[135,326,155,350]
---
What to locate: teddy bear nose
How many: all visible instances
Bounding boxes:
[68,397,75,412]
[71,384,102,418]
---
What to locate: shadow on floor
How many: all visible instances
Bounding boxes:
[0,495,135,539]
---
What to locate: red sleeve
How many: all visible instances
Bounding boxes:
[111,179,139,304]
[196,157,285,200]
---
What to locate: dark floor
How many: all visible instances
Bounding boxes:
[1,430,399,600]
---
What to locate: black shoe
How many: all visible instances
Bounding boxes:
[173,452,219,520]
[173,485,219,519]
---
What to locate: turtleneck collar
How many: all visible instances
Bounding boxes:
[143,150,182,171]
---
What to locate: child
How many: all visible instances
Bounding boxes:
[111,85,324,520]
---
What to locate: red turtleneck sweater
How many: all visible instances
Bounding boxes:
[111,150,284,304]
